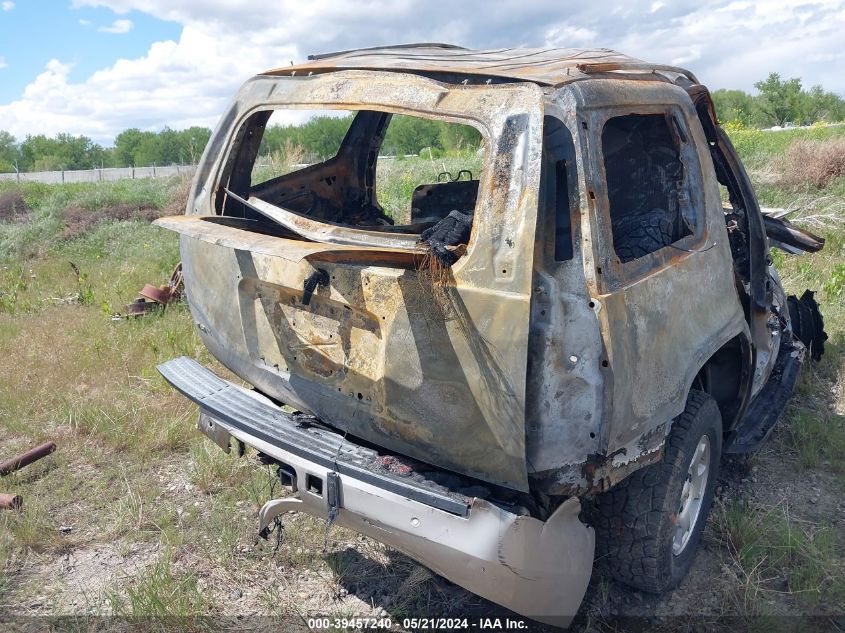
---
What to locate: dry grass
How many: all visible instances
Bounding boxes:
[164,172,194,215]
[777,138,845,189]
[0,135,843,629]
[0,188,29,222]
[62,203,164,240]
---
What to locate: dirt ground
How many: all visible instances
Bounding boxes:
[0,413,840,633]
[1,145,843,631]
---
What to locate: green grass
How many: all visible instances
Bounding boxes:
[715,499,844,612]
[0,130,842,622]
[375,150,482,221]
[786,407,845,471]
[105,552,211,621]
[724,122,845,169]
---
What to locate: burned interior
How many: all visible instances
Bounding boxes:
[213,108,484,264]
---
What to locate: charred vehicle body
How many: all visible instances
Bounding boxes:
[155,45,826,626]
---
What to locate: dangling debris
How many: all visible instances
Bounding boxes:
[787,290,827,361]
[301,268,329,305]
[419,209,473,266]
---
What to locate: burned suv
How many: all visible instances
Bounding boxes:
[155,45,826,626]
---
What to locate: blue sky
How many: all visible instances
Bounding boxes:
[1,1,844,145]
[0,2,179,103]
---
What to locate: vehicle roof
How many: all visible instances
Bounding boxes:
[261,44,699,87]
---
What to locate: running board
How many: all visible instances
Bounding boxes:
[724,339,805,454]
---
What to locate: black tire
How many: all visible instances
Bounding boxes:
[612,212,677,263]
[591,390,722,593]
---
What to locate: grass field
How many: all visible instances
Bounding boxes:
[0,126,843,631]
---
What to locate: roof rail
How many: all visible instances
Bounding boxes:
[308,42,467,62]
[576,61,699,85]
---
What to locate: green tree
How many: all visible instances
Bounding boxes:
[754,73,803,126]
[0,130,18,172]
[114,128,145,166]
[155,127,183,164]
[798,85,845,124]
[438,121,481,152]
[178,126,211,164]
[112,126,210,167]
[20,135,64,171]
[710,89,759,126]
[132,132,163,167]
[53,133,98,169]
[19,133,104,170]
[383,115,441,155]
[297,116,353,160]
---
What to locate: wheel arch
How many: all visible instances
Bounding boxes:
[687,331,753,433]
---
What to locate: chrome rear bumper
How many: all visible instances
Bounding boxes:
[158,357,595,627]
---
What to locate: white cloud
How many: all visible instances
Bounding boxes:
[545,25,598,46]
[98,18,133,33]
[2,0,844,144]
[1,2,14,11]
[79,18,91,25]
[0,57,7,69]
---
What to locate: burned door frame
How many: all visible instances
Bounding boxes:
[572,80,748,455]
[525,104,609,481]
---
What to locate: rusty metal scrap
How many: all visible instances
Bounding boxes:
[0,493,23,510]
[122,262,184,317]
[266,45,687,88]
[0,441,56,476]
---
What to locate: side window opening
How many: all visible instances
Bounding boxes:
[215,108,483,256]
[541,116,576,263]
[554,161,574,261]
[601,113,693,263]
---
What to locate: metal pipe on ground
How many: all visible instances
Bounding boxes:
[0,493,23,510]
[0,442,57,476]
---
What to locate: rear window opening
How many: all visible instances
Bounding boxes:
[215,108,484,259]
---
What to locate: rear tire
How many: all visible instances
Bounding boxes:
[591,390,722,593]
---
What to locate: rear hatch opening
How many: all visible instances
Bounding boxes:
[155,75,546,491]
[215,107,486,267]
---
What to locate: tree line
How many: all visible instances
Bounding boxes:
[0,114,481,173]
[0,126,212,173]
[711,73,845,127]
[259,114,482,163]
[1,72,842,174]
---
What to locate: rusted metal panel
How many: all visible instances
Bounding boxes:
[263,45,693,88]
[572,81,749,457]
[523,81,752,492]
[524,97,608,479]
[166,72,545,491]
[155,214,429,263]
